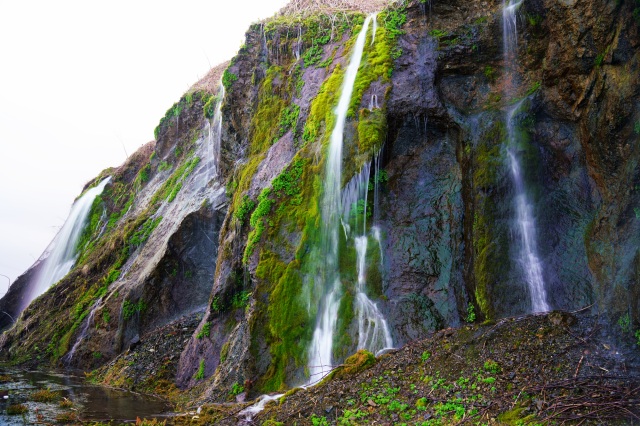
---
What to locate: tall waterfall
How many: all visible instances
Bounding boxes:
[26,176,111,309]
[503,0,550,312]
[307,15,375,383]
[202,83,224,183]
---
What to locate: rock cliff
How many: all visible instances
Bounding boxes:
[1,0,639,411]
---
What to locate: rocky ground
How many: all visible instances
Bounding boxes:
[92,311,204,400]
[1,308,639,424]
[171,308,640,425]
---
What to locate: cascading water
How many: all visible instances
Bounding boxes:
[62,297,102,365]
[344,165,393,353]
[207,83,224,179]
[371,13,378,46]
[503,0,549,312]
[307,15,376,383]
[25,177,111,310]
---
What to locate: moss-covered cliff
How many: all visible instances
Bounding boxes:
[1,0,640,420]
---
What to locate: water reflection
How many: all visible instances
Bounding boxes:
[0,369,170,423]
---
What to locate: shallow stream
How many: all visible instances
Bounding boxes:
[0,369,171,424]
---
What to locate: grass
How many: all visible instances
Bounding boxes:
[6,404,28,415]
[31,388,60,402]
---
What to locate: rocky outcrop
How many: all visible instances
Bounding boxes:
[1,0,639,406]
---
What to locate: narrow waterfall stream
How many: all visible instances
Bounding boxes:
[26,177,111,310]
[502,0,550,312]
[307,14,374,384]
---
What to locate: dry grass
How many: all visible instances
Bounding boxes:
[31,388,59,402]
[275,0,399,17]
[189,61,230,95]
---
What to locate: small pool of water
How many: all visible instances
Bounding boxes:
[0,368,171,424]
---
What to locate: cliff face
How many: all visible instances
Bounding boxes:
[1,0,639,403]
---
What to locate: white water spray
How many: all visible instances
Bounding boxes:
[371,13,378,46]
[208,83,224,179]
[307,15,375,384]
[503,0,549,312]
[238,393,284,421]
[26,177,111,309]
[354,236,392,351]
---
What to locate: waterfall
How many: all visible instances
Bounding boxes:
[209,83,224,179]
[62,297,102,365]
[502,0,549,313]
[26,177,111,309]
[307,15,375,384]
[370,13,378,46]
[239,393,285,421]
[294,26,302,60]
[369,94,379,110]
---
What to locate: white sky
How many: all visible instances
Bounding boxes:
[0,0,289,294]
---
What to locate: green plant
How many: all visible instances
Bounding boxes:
[235,195,256,224]
[232,291,251,309]
[421,351,431,362]
[278,104,300,137]
[194,359,205,380]
[311,414,329,426]
[384,7,407,39]
[635,329,640,346]
[222,69,238,91]
[196,322,211,339]
[92,351,102,359]
[525,81,541,96]
[429,29,448,38]
[484,360,500,374]
[211,296,221,312]
[102,310,110,325]
[484,66,496,82]
[123,299,147,321]
[466,304,476,323]
[634,121,640,135]
[619,312,631,333]
[303,44,324,67]
[203,94,219,119]
[595,52,606,67]
[230,381,245,396]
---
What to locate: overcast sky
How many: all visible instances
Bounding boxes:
[0,0,289,294]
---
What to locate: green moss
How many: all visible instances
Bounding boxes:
[334,288,355,359]
[303,65,345,144]
[259,255,311,391]
[128,216,162,248]
[196,322,211,339]
[235,195,256,224]
[357,108,387,154]
[203,94,220,119]
[473,123,505,189]
[76,195,105,257]
[122,299,147,321]
[472,119,511,320]
[222,69,238,92]
[347,13,398,118]
[278,104,300,137]
[150,155,200,205]
[249,67,287,155]
[496,404,540,424]
[194,359,205,380]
